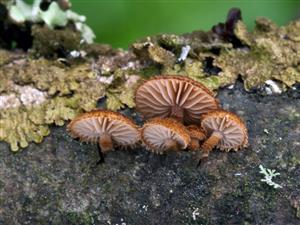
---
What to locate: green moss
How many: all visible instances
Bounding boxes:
[64,211,96,225]
[0,49,13,66]
[30,25,82,58]
[234,21,253,46]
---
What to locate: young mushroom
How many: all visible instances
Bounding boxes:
[67,110,140,163]
[186,125,206,151]
[135,75,219,124]
[141,117,191,154]
[199,110,248,161]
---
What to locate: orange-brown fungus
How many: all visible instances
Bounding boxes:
[67,110,140,161]
[141,117,191,154]
[200,110,248,159]
[187,125,206,151]
[135,75,219,124]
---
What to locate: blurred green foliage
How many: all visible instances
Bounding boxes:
[51,1,300,48]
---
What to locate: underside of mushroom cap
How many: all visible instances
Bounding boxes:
[67,110,140,146]
[135,75,219,124]
[141,117,191,154]
[201,110,248,151]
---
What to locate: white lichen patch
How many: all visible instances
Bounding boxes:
[0,85,47,109]
[17,85,47,105]
[265,80,282,94]
[69,50,81,58]
[259,165,282,189]
[97,75,114,84]
[178,45,191,62]
[0,94,21,109]
[192,208,200,221]
[125,75,140,87]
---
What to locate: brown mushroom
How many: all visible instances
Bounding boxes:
[199,110,248,159]
[135,75,219,124]
[186,125,206,151]
[67,110,140,163]
[141,117,191,154]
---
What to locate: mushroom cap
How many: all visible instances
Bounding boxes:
[187,125,206,140]
[135,75,219,124]
[201,110,248,151]
[67,110,140,146]
[141,117,191,153]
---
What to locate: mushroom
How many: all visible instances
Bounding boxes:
[135,75,219,124]
[141,117,191,154]
[186,125,206,151]
[199,110,248,159]
[67,110,140,163]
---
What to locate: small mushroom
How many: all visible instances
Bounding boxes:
[67,110,140,163]
[135,75,219,124]
[186,125,206,151]
[200,110,248,159]
[141,117,191,154]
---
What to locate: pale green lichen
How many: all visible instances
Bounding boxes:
[259,165,282,189]
[105,72,141,111]
[0,57,106,151]
[132,18,300,92]
[8,0,95,43]
[215,19,300,90]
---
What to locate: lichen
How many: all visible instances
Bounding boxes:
[7,0,95,44]
[214,19,300,90]
[0,58,106,151]
[1,8,300,152]
[105,72,141,111]
[131,11,300,92]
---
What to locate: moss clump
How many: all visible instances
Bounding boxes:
[215,19,300,90]
[63,211,96,225]
[30,25,82,58]
[131,16,300,92]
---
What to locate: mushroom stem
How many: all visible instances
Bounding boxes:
[170,105,184,122]
[99,133,113,152]
[189,132,206,151]
[96,144,105,164]
[164,138,179,151]
[201,131,223,157]
[189,138,200,151]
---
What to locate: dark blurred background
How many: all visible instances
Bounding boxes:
[49,1,300,48]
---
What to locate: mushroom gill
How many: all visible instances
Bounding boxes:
[135,75,219,124]
[200,110,248,159]
[141,117,191,154]
[67,110,140,162]
[186,125,206,151]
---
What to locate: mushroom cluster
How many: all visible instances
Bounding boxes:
[135,75,248,163]
[67,75,248,164]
